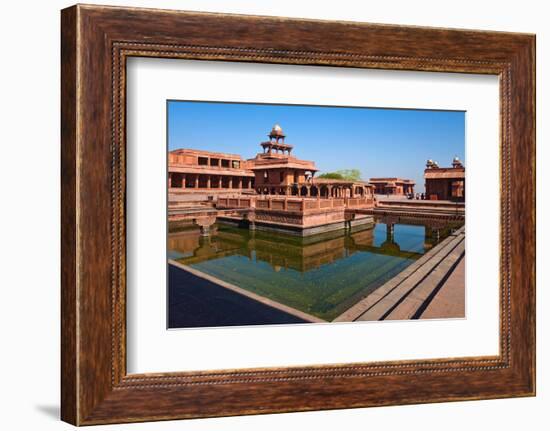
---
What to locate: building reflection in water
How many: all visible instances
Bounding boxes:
[168,220,458,274]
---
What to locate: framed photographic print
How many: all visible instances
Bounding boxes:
[164,101,465,329]
[61,4,535,425]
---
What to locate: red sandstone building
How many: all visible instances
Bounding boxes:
[251,124,318,196]
[169,124,373,200]
[369,178,415,196]
[424,157,465,201]
[168,149,255,193]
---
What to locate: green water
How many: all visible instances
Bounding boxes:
[169,222,458,321]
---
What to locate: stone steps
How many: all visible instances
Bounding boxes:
[383,238,465,320]
[333,227,465,322]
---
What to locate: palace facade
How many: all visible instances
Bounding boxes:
[167,124,463,237]
[168,149,255,192]
[424,157,465,201]
[369,177,415,196]
[168,124,373,200]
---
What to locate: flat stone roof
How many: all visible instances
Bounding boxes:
[170,148,244,160]
[249,156,317,171]
[169,165,255,176]
[369,177,415,184]
[424,168,465,179]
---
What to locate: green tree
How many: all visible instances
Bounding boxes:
[317,169,361,181]
[317,172,344,180]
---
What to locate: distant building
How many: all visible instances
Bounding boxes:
[369,178,415,196]
[424,157,465,201]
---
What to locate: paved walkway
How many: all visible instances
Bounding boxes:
[334,227,465,322]
[419,255,465,319]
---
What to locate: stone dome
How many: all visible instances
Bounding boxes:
[452,156,464,168]
[270,124,284,136]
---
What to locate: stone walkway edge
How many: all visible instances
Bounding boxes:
[334,226,465,322]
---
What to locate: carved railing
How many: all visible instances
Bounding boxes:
[217,195,374,212]
[345,197,373,207]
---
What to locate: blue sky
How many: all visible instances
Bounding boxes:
[168,100,465,192]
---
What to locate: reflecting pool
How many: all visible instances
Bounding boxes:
[168,222,460,321]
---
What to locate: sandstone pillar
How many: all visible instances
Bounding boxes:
[386,223,395,242]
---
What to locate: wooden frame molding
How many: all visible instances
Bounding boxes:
[61,4,535,425]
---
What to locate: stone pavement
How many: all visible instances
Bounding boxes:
[334,226,465,322]
[419,255,465,319]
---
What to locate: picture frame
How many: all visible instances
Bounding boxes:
[60,4,535,425]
